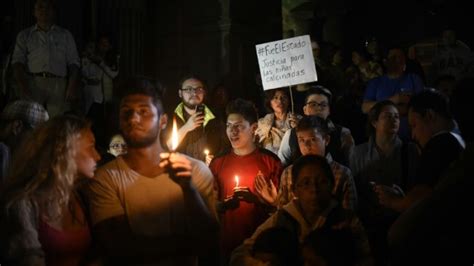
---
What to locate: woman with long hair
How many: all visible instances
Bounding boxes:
[0,115,101,266]
[255,88,301,154]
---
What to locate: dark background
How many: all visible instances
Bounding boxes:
[1,0,471,107]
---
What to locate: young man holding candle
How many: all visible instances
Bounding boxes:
[209,98,283,264]
[164,74,229,162]
[85,77,218,265]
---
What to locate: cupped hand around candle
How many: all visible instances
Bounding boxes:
[159,152,192,186]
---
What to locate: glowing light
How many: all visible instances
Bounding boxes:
[204,149,210,156]
[235,175,240,188]
[170,118,179,151]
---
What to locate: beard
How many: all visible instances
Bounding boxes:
[182,100,199,110]
[122,125,160,149]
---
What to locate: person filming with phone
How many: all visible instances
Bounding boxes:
[165,74,228,163]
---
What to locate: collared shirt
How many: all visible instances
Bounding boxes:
[11,24,80,77]
[349,136,418,188]
[174,102,215,127]
[277,153,358,211]
[277,119,354,167]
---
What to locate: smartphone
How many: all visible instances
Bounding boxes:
[196,104,205,115]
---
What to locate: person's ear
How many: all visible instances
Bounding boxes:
[251,122,258,134]
[371,119,378,130]
[425,109,436,123]
[159,113,168,130]
[178,89,183,99]
[11,120,24,136]
[324,134,331,147]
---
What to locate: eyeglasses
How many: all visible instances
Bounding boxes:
[110,143,127,149]
[181,87,205,94]
[226,123,247,131]
[306,101,329,109]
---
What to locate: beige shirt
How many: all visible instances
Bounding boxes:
[86,155,217,265]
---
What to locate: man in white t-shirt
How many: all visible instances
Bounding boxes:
[86,77,218,265]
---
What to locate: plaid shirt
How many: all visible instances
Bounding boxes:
[277,153,358,210]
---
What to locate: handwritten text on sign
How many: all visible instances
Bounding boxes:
[256,35,317,90]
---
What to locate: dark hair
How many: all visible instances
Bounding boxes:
[178,74,208,91]
[367,100,398,136]
[305,85,332,105]
[117,76,165,114]
[303,227,357,266]
[252,227,301,266]
[291,155,334,191]
[264,88,289,113]
[296,115,330,136]
[226,98,259,124]
[408,89,452,120]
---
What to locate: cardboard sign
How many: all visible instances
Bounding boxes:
[256,35,317,90]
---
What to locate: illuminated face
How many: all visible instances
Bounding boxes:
[373,105,400,136]
[179,78,205,109]
[108,134,127,157]
[303,94,330,119]
[74,128,101,179]
[294,164,332,216]
[226,113,256,152]
[297,129,328,156]
[408,109,433,148]
[119,94,165,148]
[270,90,289,114]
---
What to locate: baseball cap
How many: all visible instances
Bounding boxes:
[0,100,49,128]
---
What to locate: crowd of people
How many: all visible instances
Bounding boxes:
[0,0,473,265]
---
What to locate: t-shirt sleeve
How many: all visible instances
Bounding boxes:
[191,159,218,217]
[86,168,125,226]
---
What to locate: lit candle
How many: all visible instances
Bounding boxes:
[235,175,239,188]
[170,118,179,151]
[204,149,210,156]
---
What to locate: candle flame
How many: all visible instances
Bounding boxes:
[204,149,210,156]
[235,175,239,187]
[171,118,179,151]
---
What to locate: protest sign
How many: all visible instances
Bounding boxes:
[256,35,317,90]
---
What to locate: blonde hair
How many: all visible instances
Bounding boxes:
[2,115,91,220]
